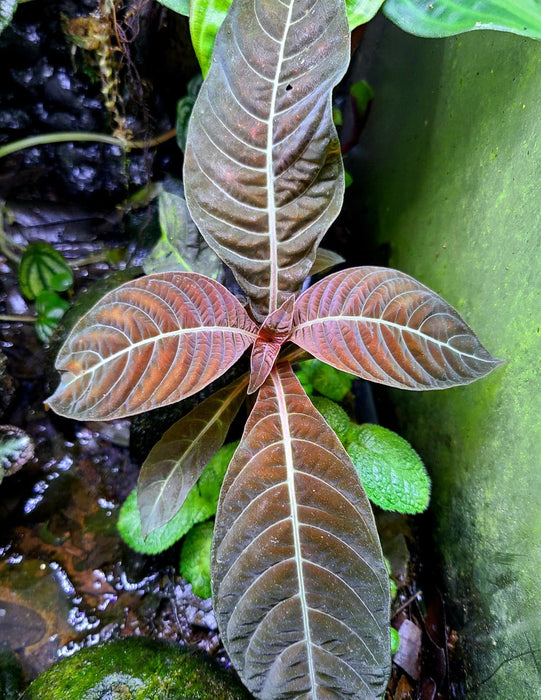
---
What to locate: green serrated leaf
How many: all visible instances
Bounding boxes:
[0,0,18,35]
[142,191,222,277]
[297,359,354,402]
[310,396,351,443]
[345,423,430,513]
[118,442,238,555]
[35,290,69,343]
[154,0,189,16]
[18,242,73,301]
[180,520,213,598]
[382,0,541,40]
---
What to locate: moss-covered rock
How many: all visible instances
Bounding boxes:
[22,637,252,699]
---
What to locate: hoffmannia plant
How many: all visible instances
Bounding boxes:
[46,0,502,697]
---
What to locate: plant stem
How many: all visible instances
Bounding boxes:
[0,314,36,323]
[0,129,177,159]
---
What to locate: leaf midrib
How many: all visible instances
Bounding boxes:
[59,325,257,384]
[293,315,495,364]
[267,0,295,314]
[272,367,317,692]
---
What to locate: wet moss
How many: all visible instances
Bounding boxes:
[22,637,252,699]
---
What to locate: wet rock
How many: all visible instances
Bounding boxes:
[21,636,252,699]
[0,350,16,420]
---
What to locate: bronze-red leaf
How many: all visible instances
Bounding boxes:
[291,266,503,389]
[46,272,258,419]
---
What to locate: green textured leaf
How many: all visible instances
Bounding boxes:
[18,242,73,300]
[390,627,400,655]
[296,359,354,402]
[310,396,351,443]
[383,0,541,39]
[347,0,385,29]
[180,520,213,598]
[35,290,69,343]
[0,0,18,35]
[119,442,237,555]
[154,0,189,15]
[345,423,430,513]
[142,191,222,277]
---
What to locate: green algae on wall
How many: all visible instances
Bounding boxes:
[350,19,541,699]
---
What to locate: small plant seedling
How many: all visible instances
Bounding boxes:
[46,1,502,697]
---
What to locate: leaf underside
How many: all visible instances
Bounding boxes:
[46,272,258,420]
[212,362,390,699]
[137,375,248,538]
[184,0,350,322]
[291,266,503,389]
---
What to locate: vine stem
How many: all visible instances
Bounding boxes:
[0,129,177,159]
[0,314,36,323]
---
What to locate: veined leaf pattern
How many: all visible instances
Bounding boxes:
[46,272,258,420]
[184,0,350,322]
[137,375,248,538]
[212,362,390,699]
[291,266,503,389]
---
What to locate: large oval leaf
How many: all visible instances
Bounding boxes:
[291,266,503,389]
[184,0,350,322]
[46,272,258,420]
[383,0,541,40]
[137,375,248,538]
[212,362,390,698]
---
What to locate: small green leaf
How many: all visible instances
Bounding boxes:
[390,627,400,655]
[346,0,386,29]
[180,520,213,598]
[310,396,351,443]
[176,75,203,153]
[0,0,18,35]
[154,0,189,15]
[344,170,353,188]
[382,0,541,40]
[35,290,69,343]
[0,425,34,479]
[18,242,73,300]
[345,423,430,513]
[142,191,221,277]
[118,442,237,555]
[350,79,374,116]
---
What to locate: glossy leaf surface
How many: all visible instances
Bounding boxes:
[184,0,350,322]
[18,241,73,300]
[347,0,385,29]
[383,0,541,40]
[0,0,17,35]
[291,266,503,389]
[137,376,247,537]
[212,362,390,698]
[155,0,189,15]
[46,272,258,420]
